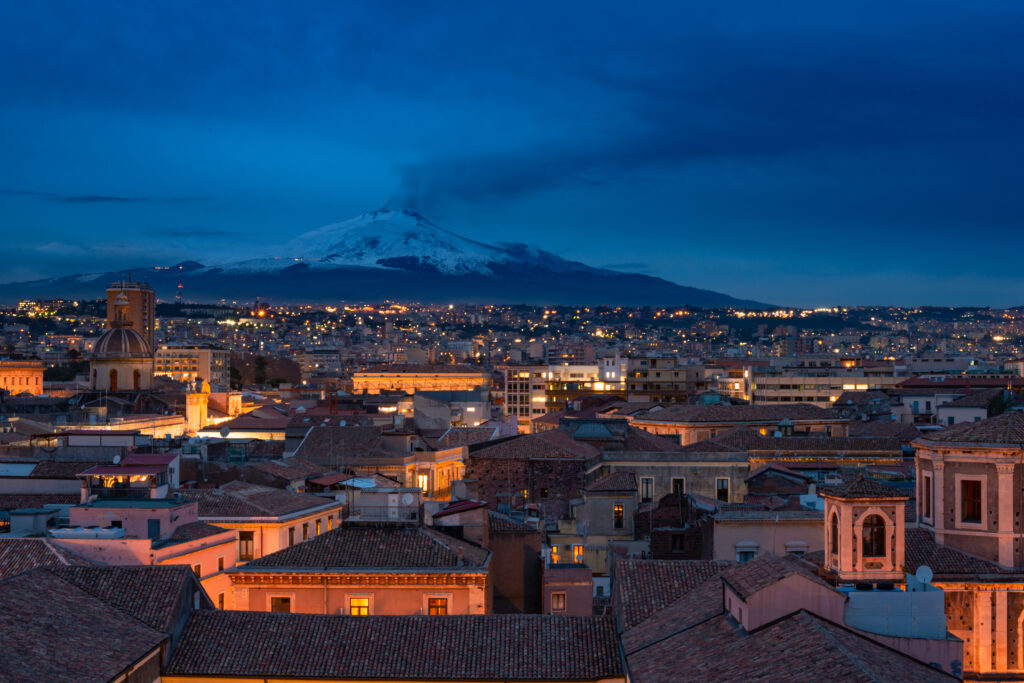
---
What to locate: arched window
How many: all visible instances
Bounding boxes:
[862,514,886,558]
[109,369,118,392]
[133,369,141,392]
[830,512,839,555]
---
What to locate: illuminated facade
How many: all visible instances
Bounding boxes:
[155,343,230,387]
[90,292,155,392]
[351,365,490,395]
[0,360,44,396]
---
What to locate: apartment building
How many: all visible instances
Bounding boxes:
[501,364,603,432]
[718,358,906,407]
[154,343,231,388]
[625,356,710,403]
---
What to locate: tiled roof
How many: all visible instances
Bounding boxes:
[291,424,388,465]
[0,538,92,579]
[432,499,489,519]
[633,404,840,424]
[179,481,339,519]
[619,570,725,655]
[614,559,732,629]
[820,476,909,499]
[167,611,622,681]
[943,387,1004,408]
[251,456,329,480]
[713,508,823,522]
[679,438,745,453]
[720,554,833,600]
[585,471,637,492]
[904,529,1010,577]
[848,420,921,440]
[239,525,489,570]
[626,610,957,682]
[917,411,1024,446]
[488,511,539,534]
[469,429,597,460]
[0,569,166,683]
[152,521,233,549]
[715,428,901,454]
[29,460,103,478]
[0,493,79,510]
[47,565,200,632]
[744,463,810,482]
[434,426,500,448]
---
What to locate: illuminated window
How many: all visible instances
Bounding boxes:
[551,591,567,613]
[613,504,624,529]
[327,517,333,531]
[573,544,584,564]
[349,597,370,616]
[417,474,429,494]
[316,519,322,535]
[270,597,291,613]
[550,545,560,564]
[428,597,448,615]
[862,515,886,557]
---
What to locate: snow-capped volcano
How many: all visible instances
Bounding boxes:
[283,208,588,275]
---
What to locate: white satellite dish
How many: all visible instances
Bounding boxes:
[220,426,230,438]
[915,565,933,585]
[402,493,414,505]
[112,454,121,465]
[339,420,346,427]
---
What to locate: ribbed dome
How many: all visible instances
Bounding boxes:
[93,327,151,358]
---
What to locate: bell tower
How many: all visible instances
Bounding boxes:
[822,476,909,582]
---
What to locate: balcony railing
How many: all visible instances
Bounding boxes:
[344,506,420,523]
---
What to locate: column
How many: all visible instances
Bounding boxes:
[978,591,993,674]
[996,463,1015,568]
[995,590,1008,673]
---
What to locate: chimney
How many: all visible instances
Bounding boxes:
[457,546,464,567]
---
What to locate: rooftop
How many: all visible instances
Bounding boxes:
[916,411,1024,447]
[179,481,339,519]
[0,538,92,580]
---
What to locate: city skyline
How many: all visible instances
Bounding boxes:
[2,2,1023,306]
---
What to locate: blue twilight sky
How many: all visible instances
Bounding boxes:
[1,1,1023,306]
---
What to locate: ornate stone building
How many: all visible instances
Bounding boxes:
[90,292,154,392]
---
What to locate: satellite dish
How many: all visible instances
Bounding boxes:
[112,454,121,465]
[220,426,230,438]
[402,493,414,505]
[915,565,933,585]
[339,420,346,427]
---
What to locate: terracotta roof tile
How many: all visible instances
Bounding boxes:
[821,476,909,499]
[720,554,833,600]
[488,511,539,534]
[633,404,841,424]
[179,481,339,519]
[0,538,92,579]
[585,471,637,492]
[238,525,489,570]
[469,430,596,460]
[166,611,622,681]
[904,528,1010,577]
[614,559,732,629]
[152,521,233,549]
[916,411,1024,446]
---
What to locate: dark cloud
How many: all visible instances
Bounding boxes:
[3,190,211,204]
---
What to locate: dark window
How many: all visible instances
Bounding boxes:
[270,597,291,613]
[671,478,685,496]
[640,478,653,502]
[239,531,254,561]
[147,519,160,539]
[961,480,982,523]
[217,593,225,609]
[671,534,685,552]
[830,512,839,554]
[551,591,567,612]
[192,564,201,577]
[716,478,729,502]
[303,523,309,540]
[613,504,624,529]
[923,475,933,520]
[862,514,886,557]
[217,556,224,571]
[540,487,549,498]
[428,597,448,615]
[288,527,295,546]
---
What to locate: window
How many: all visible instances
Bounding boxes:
[922,474,933,521]
[540,487,549,498]
[217,593,225,610]
[349,597,369,616]
[862,515,886,557]
[716,478,729,502]
[961,479,982,524]
[572,544,585,564]
[192,564,201,577]
[327,517,333,531]
[671,478,685,496]
[640,477,654,503]
[613,504,624,529]
[736,550,757,563]
[270,597,291,613]
[830,512,839,555]
[671,534,685,552]
[551,591,567,613]
[418,473,429,494]
[217,556,225,571]
[288,527,295,546]
[428,597,448,615]
[239,531,254,561]
[303,523,309,540]
[316,519,321,535]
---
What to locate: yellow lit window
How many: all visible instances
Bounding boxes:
[417,474,429,493]
[349,597,369,616]
[316,519,321,535]
[327,517,333,531]
[428,597,448,615]
[573,545,584,563]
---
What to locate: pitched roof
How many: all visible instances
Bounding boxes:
[46,565,200,632]
[633,403,841,424]
[166,611,622,681]
[904,528,1010,577]
[714,427,901,454]
[488,511,539,534]
[626,610,957,682]
[585,471,638,492]
[433,426,500,449]
[916,411,1024,446]
[820,476,909,499]
[238,525,489,570]
[0,570,166,683]
[619,570,725,655]
[942,387,1004,408]
[468,429,597,460]
[720,554,833,600]
[614,559,732,629]
[152,521,233,549]
[0,538,92,579]
[250,456,329,481]
[29,460,103,478]
[848,420,922,440]
[291,424,388,465]
[179,481,339,519]
[0,492,79,510]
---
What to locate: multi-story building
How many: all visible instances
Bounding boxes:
[351,364,490,395]
[718,358,907,407]
[501,364,603,432]
[0,360,44,396]
[154,343,231,387]
[106,280,155,349]
[625,356,710,403]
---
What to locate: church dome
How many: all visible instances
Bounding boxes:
[93,327,151,358]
